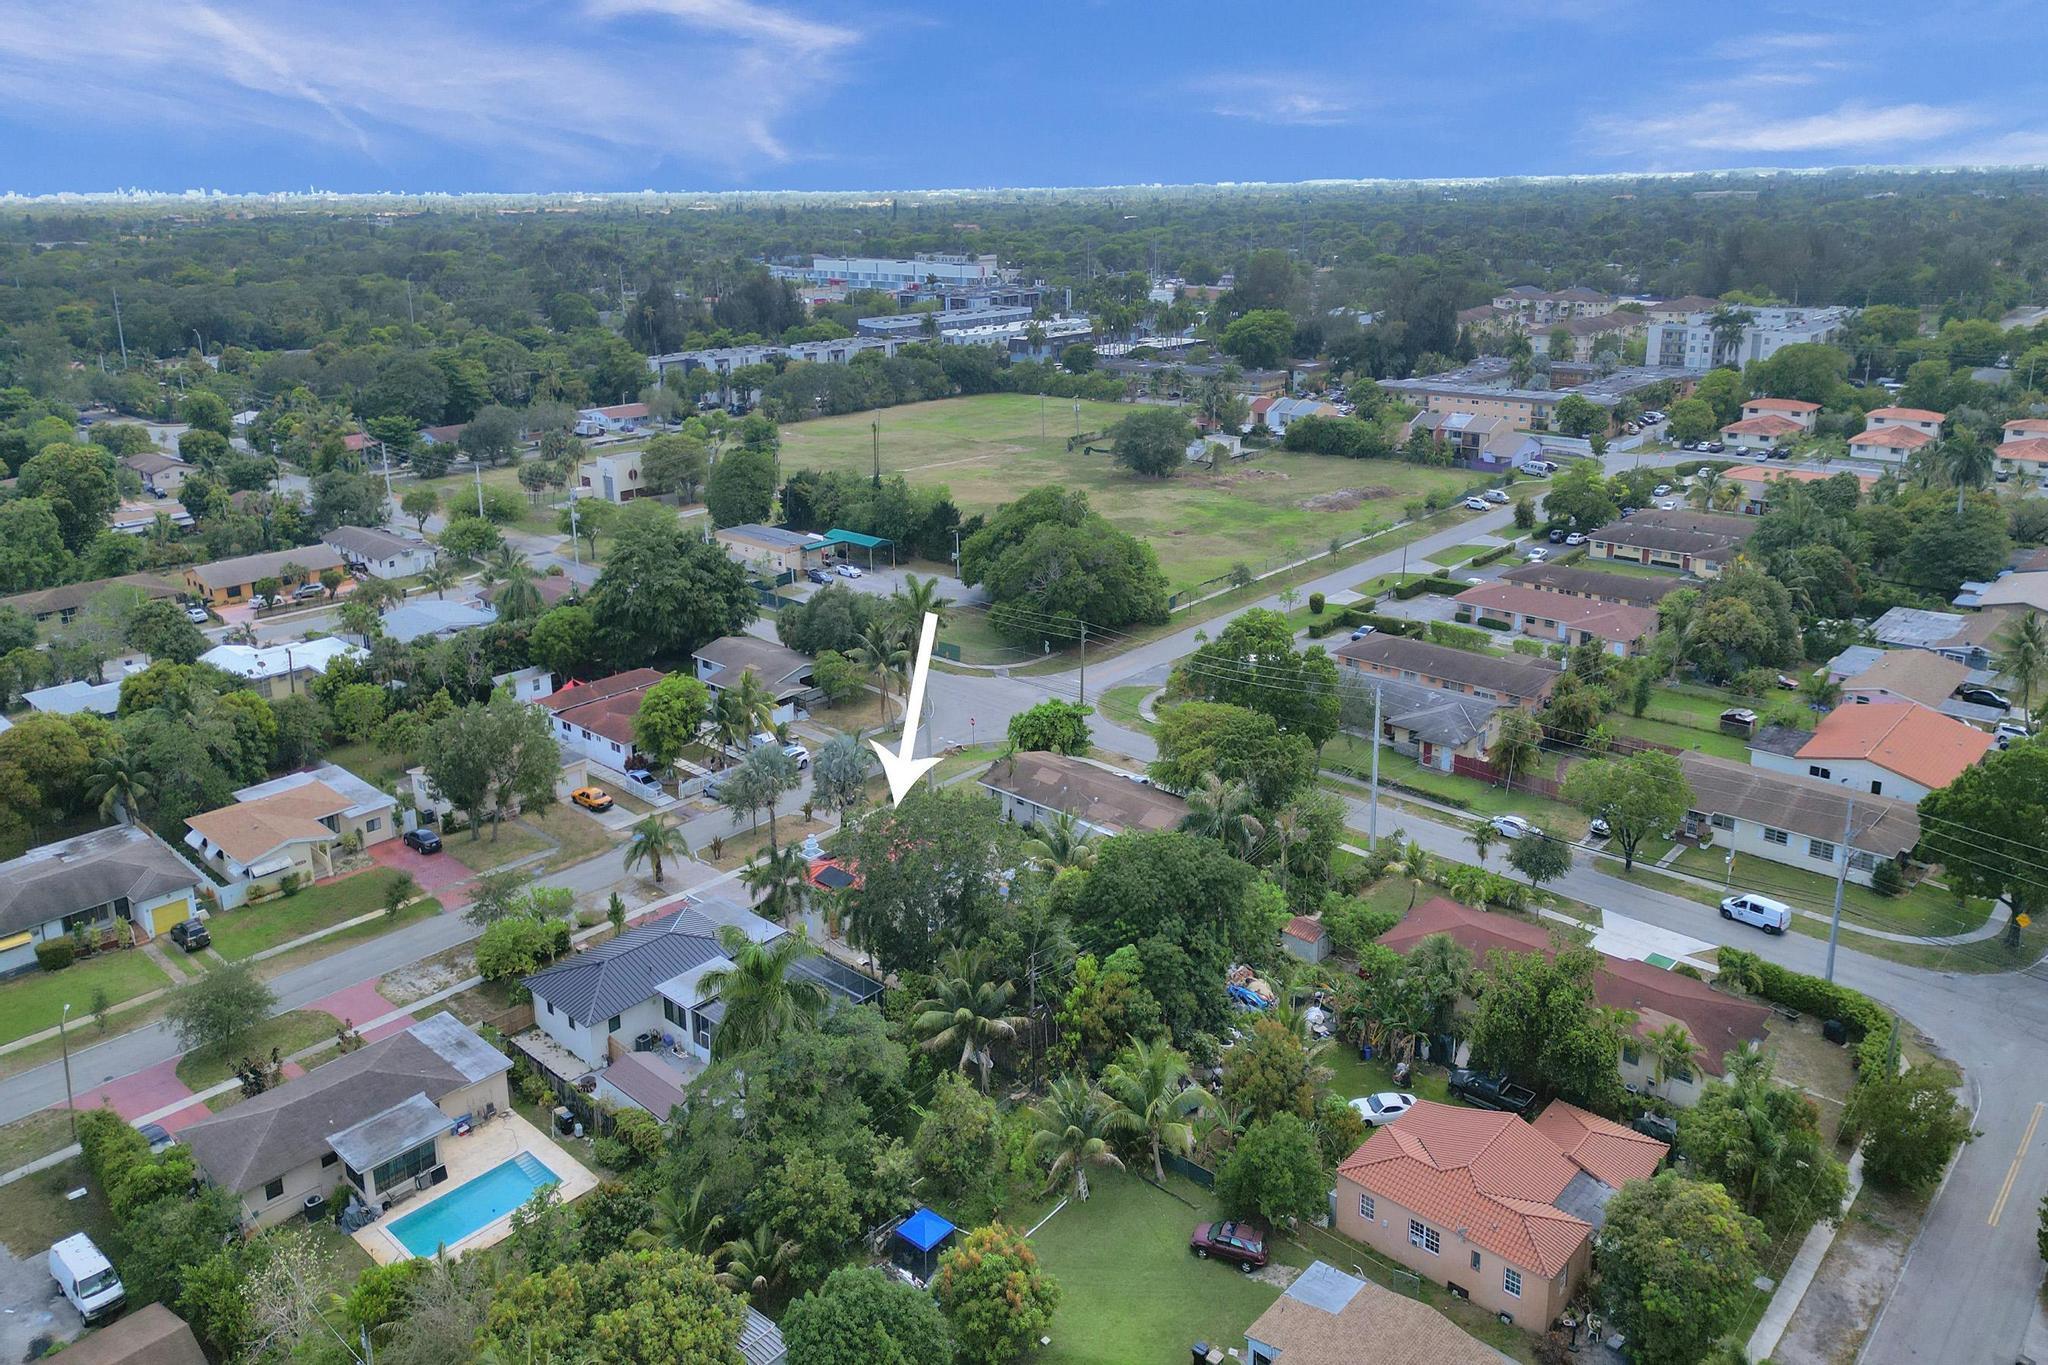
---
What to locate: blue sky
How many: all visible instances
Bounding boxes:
[1,0,2043,194]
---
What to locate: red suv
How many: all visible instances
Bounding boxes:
[1190,1219,1270,1271]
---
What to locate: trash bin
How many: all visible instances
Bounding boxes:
[553,1105,574,1135]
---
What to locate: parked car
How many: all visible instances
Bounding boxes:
[834,563,863,578]
[1588,816,1611,839]
[702,776,726,801]
[49,1234,124,1325]
[1704,441,1725,453]
[1679,439,1701,451]
[1720,892,1792,935]
[782,742,811,770]
[1656,500,1678,510]
[404,827,443,854]
[1349,624,1377,640]
[1956,686,2011,711]
[292,582,327,601]
[1994,719,2029,743]
[184,604,209,623]
[1462,497,1490,512]
[804,568,832,584]
[1349,1091,1417,1126]
[749,731,779,749]
[1524,546,1548,562]
[1446,1069,1537,1114]
[138,1122,175,1154]
[570,787,615,812]
[1653,484,1672,497]
[1483,489,1509,504]
[1489,814,1537,840]
[1547,528,1566,543]
[1189,1219,1270,1271]
[1565,532,1586,546]
[1631,1112,1679,1144]
[167,918,210,953]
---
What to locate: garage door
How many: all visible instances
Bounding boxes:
[148,898,194,936]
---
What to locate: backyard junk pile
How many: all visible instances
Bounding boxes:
[1226,966,1275,1011]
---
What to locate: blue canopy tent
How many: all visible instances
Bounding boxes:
[891,1207,956,1281]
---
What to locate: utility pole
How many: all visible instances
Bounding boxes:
[1825,797,1855,982]
[59,1004,76,1142]
[568,495,581,567]
[111,287,128,367]
[1076,622,1087,706]
[871,419,881,488]
[1368,683,1383,843]
[404,274,416,326]
[474,460,485,519]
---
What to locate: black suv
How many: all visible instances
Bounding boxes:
[168,918,211,953]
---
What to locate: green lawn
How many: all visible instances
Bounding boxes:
[176,1009,346,1089]
[1025,1172,1307,1365]
[777,395,1475,595]
[1325,1049,1457,1108]
[1574,556,1687,580]
[1423,542,1501,567]
[1663,842,1993,938]
[1322,742,1588,837]
[324,739,416,792]
[447,821,552,873]
[0,950,171,1048]
[0,1105,82,1173]
[1094,685,1154,733]
[1607,712,1752,760]
[205,868,435,961]
[0,1155,116,1257]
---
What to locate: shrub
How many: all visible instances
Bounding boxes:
[35,939,75,972]
[1426,622,1494,652]
[1868,859,1905,898]
[1717,947,1895,1083]
[1305,619,1334,639]
[1308,592,1325,615]
[1475,615,1511,631]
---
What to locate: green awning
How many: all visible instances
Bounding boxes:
[817,528,891,550]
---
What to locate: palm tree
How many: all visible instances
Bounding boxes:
[1645,1021,1702,1100]
[1998,610,2048,729]
[741,842,810,926]
[894,573,954,632]
[631,1180,725,1255]
[912,961,1029,1092]
[1798,672,1841,713]
[1943,435,1995,516]
[1030,1074,1126,1200]
[712,671,777,765]
[622,816,689,884]
[1179,774,1263,859]
[86,752,150,825]
[714,1223,795,1295]
[1467,816,1499,867]
[1382,837,1435,911]
[698,924,830,1060]
[1706,307,1754,368]
[1020,811,1098,873]
[851,620,907,725]
[419,556,461,601]
[1686,466,1725,511]
[487,545,542,620]
[1101,1038,1212,1182]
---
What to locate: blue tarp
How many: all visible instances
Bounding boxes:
[895,1207,955,1253]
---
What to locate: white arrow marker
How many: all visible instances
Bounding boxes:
[870,611,943,806]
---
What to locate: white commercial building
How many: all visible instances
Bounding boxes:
[770,253,1001,291]
[1645,306,1852,372]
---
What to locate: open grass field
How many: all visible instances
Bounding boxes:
[0,950,171,1049]
[776,396,1475,594]
[205,868,434,961]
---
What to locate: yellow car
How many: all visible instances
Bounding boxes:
[570,787,614,812]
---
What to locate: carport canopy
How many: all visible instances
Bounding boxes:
[817,527,893,566]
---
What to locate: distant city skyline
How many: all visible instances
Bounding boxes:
[0,0,2042,195]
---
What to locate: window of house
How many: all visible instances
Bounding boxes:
[1809,839,1835,861]
[1710,813,1734,830]
[370,1140,438,1192]
[1358,1194,1374,1221]
[1849,851,1879,873]
[1408,1220,1440,1255]
[364,818,382,833]
[1764,827,1789,846]
[1808,765,1831,780]
[264,1178,285,1201]
[608,1015,622,1033]
[1869,780,1882,796]
[321,1151,338,1168]
[1622,1041,1640,1065]
[1470,1250,1482,1272]
[1504,1267,1522,1298]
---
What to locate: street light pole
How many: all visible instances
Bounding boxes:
[59,1003,76,1142]
[1825,798,1855,983]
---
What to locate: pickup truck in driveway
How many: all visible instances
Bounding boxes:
[1447,1069,1537,1114]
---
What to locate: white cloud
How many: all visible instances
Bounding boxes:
[1605,101,1981,157]
[1208,74,1362,127]
[0,0,856,177]
[1708,30,1835,59]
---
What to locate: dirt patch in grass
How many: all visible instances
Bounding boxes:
[1765,1014,1860,1145]
[379,943,480,1007]
[1299,485,1396,512]
[1771,1183,1926,1365]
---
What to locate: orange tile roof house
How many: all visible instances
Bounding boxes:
[1751,701,1992,804]
[2003,418,2048,442]
[1378,898,1774,1099]
[1332,1099,1667,1331]
[1720,413,1806,446]
[1996,437,2048,475]
[1452,581,1659,656]
[1719,464,1878,514]
[1847,424,1936,462]
[183,765,398,888]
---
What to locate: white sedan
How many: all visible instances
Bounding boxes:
[1350,1092,1417,1126]
[1490,814,1537,840]
[834,563,863,578]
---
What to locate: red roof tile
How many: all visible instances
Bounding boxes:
[1866,406,1944,424]
[1530,1101,1668,1187]
[1849,426,1934,449]
[1722,415,1805,437]
[1284,915,1326,943]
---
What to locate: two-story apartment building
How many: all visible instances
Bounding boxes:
[978,752,1188,837]
[1400,412,1540,472]
[1452,581,1658,656]
[1721,397,1820,451]
[1749,701,1990,805]
[1332,1098,1666,1331]
[1332,635,1563,709]
[1586,509,1756,578]
[184,544,347,608]
[0,825,205,973]
[178,1012,513,1230]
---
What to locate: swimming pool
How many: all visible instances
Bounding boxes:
[388,1152,558,1258]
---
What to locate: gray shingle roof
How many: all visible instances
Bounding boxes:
[1589,509,1756,559]
[1497,562,1683,609]
[1332,634,1563,704]
[978,753,1187,834]
[186,543,345,591]
[523,908,732,1027]
[0,825,201,938]
[1352,675,1502,748]
[178,1012,508,1193]
[1677,752,1920,856]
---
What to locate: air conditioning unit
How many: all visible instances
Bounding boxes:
[415,1173,433,1191]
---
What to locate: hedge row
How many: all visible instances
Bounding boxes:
[1470,542,1515,567]
[1390,575,1467,601]
[1717,947,1894,1084]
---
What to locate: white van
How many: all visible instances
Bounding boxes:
[49,1233,124,1323]
[1720,893,1791,935]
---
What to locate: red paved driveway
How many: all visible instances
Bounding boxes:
[368,837,471,893]
[306,979,401,1032]
[69,1057,193,1121]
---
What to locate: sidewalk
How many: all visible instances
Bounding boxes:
[1748,1150,1867,1362]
